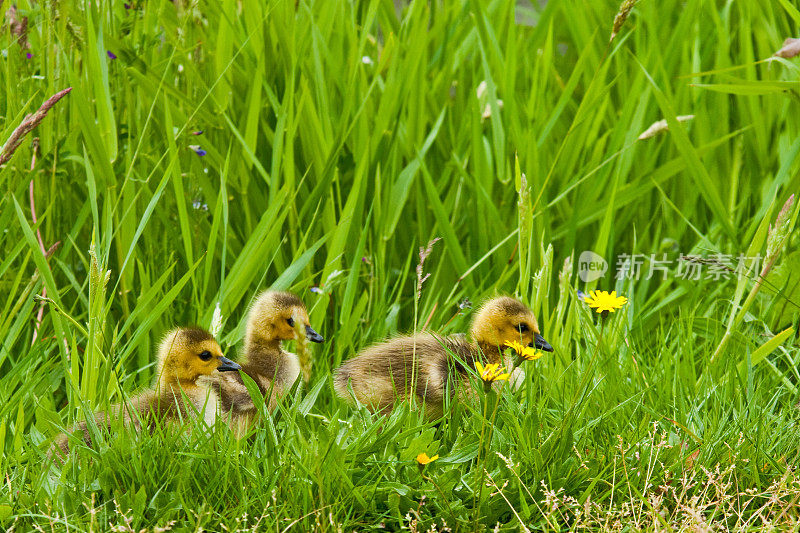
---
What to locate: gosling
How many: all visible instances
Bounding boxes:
[333,296,552,418]
[216,290,324,428]
[53,327,240,457]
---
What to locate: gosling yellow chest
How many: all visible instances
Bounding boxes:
[192,381,222,426]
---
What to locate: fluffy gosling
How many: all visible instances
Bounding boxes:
[52,327,240,458]
[216,290,324,433]
[333,296,552,418]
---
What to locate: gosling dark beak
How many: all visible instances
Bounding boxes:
[216,356,241,372]
[531,333,553,352]
[305,324,325,343]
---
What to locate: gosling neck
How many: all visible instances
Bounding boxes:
[245,335,284,363]
[474,341,503,364]
[157,374,198,392]
[469,322,504,364]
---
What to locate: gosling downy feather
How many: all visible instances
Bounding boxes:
[333,296,552,418]
[216,291,324,433]
[52,327,240,458]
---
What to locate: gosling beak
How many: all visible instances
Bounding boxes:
[305,324,325,343]
[216,356,241,372]
[531,333,553,352]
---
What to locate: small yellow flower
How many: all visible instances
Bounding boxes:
[505,340,525,353]
[583,290,628,314]
[416,453,439,465]
[504,340,544,362]
[475,361,510,383]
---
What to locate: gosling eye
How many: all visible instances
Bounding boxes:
[199,350,213,361]
[516,323,529,333]
[286,317,295,327]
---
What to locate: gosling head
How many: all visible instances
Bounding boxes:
[245,290,325,348]
[157,327,241,385]
[470,296,553,353]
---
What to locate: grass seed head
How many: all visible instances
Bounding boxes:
[766,194,795,261]
[774,38,800,58]
[610,0,640,42]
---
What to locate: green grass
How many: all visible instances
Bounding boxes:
[2,0,800,530]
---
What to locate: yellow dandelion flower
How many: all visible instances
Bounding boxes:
[504,340,544,362]
[583,290,628,314]
[416,453,439,465]
[505,340,525,353]
[475,361,510,383]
